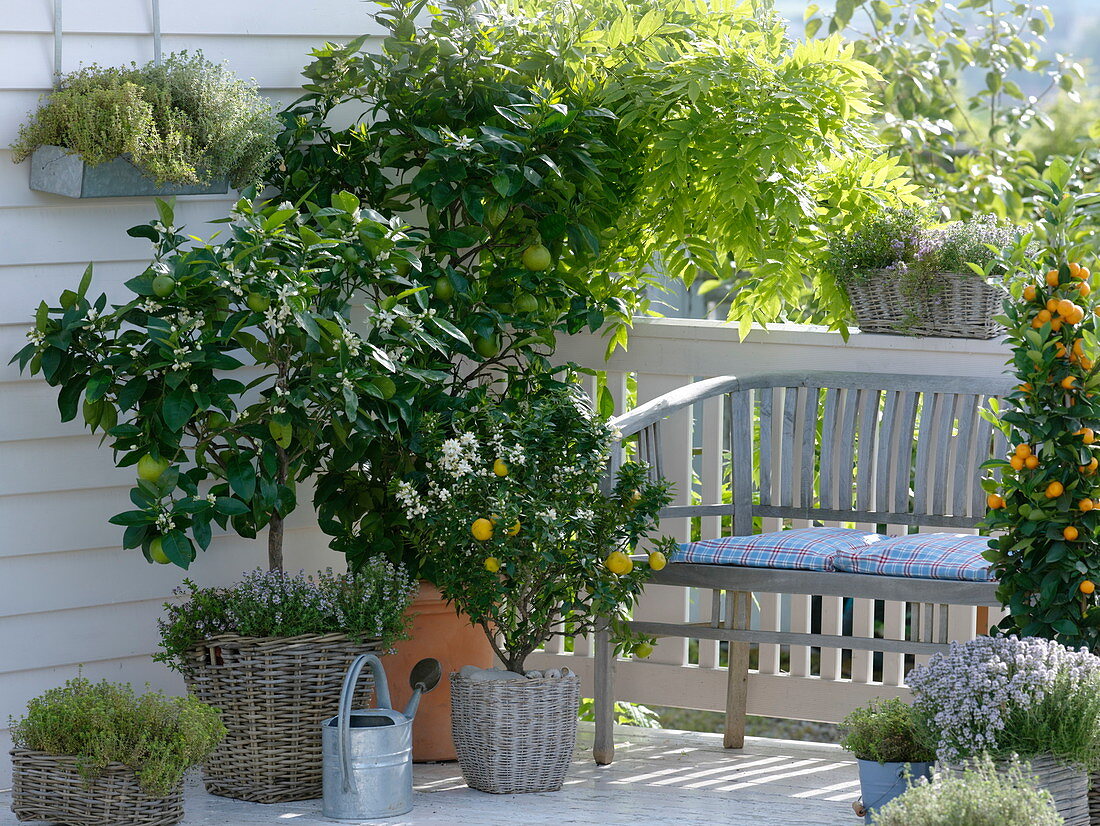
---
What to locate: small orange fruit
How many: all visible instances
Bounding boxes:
[987,493,1006,510]
[1019,382,1033,393]
[1065,526,1080,541]
[1010,456,1026,471]
[1080,498,1095,512]
[1037,309,1052,323]
[1081,282,1092,298]
[1082,579,1097,595]
[1047,269,1062,287]
[1083,458,1100,474]
[1032,317,1045,329]
[1046,481,1065,498]
[1047,298,1060,312]
[1052,319,1064,332]
[1080,266,1092,280]
[1078,428,1096,445]
[1083,358,1095,371]
[1024,285,1038,301]
[1069,262,1082,278]
[1015,444,1033,458]
[1058,299,1076,317]
[1025,455,1040,469]
[1062,376,1078,390]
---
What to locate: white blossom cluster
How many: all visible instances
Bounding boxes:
[907,635,1100,762]
[155,510,177,533]
[216,262,247,298]
[25,328,45,346]
[439,432,481,479]
[262,283,300,336]
[395,480,428,518]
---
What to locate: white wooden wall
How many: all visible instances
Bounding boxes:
[0,0,383,783]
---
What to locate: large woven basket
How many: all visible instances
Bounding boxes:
[11,749,184,826]
[181,632,379,803]
[944,755,1088,826]
[842,269,1005,339]
[1087,770,1100,824]
[450,672,580,794]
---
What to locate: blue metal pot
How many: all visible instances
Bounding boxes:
[856,759,932,823]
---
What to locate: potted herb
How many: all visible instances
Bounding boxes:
[10,678,224,826]
[404,378,676,794]
[841,697,935,823]
[12,51,277,197]
[908,635,1100,825]
[824,209,1028,338]
[872,756,1063,826]
[156,563,416,802]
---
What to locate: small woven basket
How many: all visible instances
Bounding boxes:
[841,269,1005,339]
[944,755,1088,826]
[181,632,379,803]
[11,749,183,826]
[450,672,580,794]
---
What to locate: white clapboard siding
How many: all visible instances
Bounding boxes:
[0,0,386,784]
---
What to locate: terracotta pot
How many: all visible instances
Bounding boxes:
[385,581,495,762]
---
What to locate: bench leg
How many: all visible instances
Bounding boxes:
[724,591,751,749]
[593,621,616,765]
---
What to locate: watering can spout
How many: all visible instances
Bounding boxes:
[403,658,442,720]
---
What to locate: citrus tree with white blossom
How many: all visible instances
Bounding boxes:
[404,378,677,673]
[12,195,453,570]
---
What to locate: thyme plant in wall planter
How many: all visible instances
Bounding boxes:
[404,378,676,794]
[11,52,277,198]
[10,678,224,826]
[157,564,416,803]
[824,209,1028,338]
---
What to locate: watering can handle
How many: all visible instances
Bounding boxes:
[337,653,393,793]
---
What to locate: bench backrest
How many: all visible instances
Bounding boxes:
[615,371,1016,536]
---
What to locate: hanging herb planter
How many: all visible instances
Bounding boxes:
[12,52,277,199]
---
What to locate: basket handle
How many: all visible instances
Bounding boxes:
[337,653,392,792]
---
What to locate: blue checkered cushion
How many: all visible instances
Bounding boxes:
[833,533,995,581]
[674,527,888,571]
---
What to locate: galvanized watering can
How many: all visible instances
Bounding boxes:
[322,654,441,820]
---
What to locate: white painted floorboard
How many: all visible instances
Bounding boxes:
[1,726,861,826]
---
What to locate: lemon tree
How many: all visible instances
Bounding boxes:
[400,378,676,673]
[13,196,451,570]
[983,160,1100,647]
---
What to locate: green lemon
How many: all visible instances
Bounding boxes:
[434,277,455,302]
[152,274,176,297]
[83,399,104,429]
[473,334,500,359]
[633,642,654,659]
[246,292,271,313]
[137,454,170,482]
[149,537,171,565]
[522,244,552,272]
[207,411,229,429]
[514,293,539,314]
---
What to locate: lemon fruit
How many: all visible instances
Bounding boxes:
[471,518,494,541]
[633,642,654,658]
[473,334,500,359]
[152,274,176,297]
[246,292,271,313]
[521,244,552,271]
[493,459,509,477]
[605,551,632,575]
[648,550,668,571]
[484,557,501,573]
[149,537,171,565]
[137,454,170,482]
[434,277,455,302]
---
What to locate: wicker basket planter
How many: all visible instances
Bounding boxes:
[11,749,183,826]
[450,672,580,794]
[841,269,1006,339]
[944,755,1088,826]
[181,632,379,803]
[1086,770,1100,824]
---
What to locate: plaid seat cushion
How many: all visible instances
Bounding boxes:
[833,533,995,582]
[674,527,887,571]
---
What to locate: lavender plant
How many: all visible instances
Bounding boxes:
[907,635,1100,769]
[156,560,416,668]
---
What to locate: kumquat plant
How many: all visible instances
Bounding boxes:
[983,158,1100,648]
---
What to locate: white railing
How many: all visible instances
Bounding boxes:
[529,319,1011,723]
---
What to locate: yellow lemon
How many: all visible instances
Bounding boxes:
[506,520,521,537]
[605,551,632,575]
[648,550,668,571]
[471,518,494,541]
[484,557,501,573]
[493,459,509,477]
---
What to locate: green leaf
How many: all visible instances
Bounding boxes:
[162,386,195,432]
[491,171,522,198]
[122,523,148,549]
[77,264,94,297]
[155,199,175,228]
[109,510,154,526]
[227,456,256,502]
[214,496,249,515]
[193,514,212,550]
[127,224,160,242]
[161,531,192,568]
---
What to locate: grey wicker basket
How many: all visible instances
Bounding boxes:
[450,672,580,794]
[11,749,184,826]
[1087,770,1100,824]
[944,755,1088,826]
[842,269,1006,339]
[182,632,379,803]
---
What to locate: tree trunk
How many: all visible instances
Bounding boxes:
[268,511,284,572]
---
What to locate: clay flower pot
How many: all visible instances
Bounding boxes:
[385,582,495,761]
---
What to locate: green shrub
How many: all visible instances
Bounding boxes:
[840,697,934,764]
[11,52,276,187]
[871,756,1063,826]
[156,563,416,668]
[10,678,224,797]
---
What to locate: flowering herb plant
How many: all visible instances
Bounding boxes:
[907,635,1100,769]
[839,697,934,764]
[156,561,416,668]
[12,194,454,570]
[400,377,677,673]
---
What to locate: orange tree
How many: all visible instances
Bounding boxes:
[983,159,1100,647]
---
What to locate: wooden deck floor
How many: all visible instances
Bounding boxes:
[1,725,862,826]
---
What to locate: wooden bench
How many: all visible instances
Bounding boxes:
[592,371,1014,765]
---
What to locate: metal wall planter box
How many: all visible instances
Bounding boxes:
[30,145,230,198]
